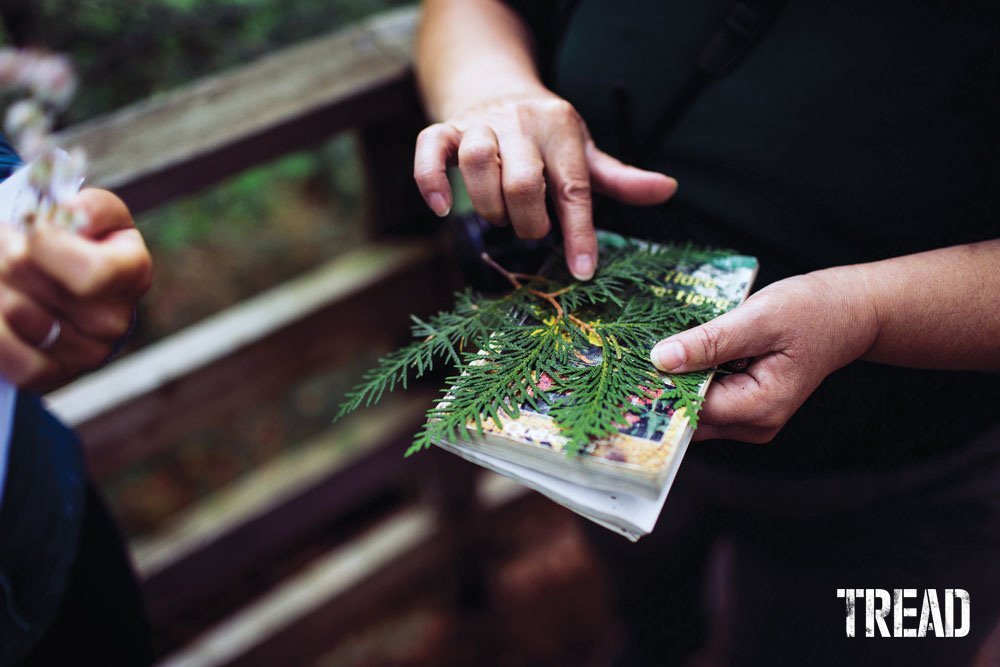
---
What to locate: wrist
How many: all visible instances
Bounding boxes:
[809,264,882,368]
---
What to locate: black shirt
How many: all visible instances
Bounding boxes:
[504,0,1000,473]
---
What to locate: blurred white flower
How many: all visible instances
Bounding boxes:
[50,147,87,202]
[16,127,55,163]
[5,99,51,139]
[1,47,87,232]
[27,53,77,109]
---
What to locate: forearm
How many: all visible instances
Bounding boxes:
[415,0,549,120]
[826,239,1000,372]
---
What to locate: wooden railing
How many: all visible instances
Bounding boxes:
[43,7,519,664]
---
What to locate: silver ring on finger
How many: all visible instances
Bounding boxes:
[38,319,61,351]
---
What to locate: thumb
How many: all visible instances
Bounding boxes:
[650,306,775,372]
[585,144,677,206]
[64,188,135,239]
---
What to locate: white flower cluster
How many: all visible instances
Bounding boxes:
[0,48,88,231]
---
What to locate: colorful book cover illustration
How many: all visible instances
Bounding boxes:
[454,232,758,494]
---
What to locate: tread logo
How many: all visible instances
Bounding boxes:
[837,589,970,638]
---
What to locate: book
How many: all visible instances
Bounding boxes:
[339,229,757,540]
[433,231,757,540]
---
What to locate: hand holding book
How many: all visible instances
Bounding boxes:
[651,269,878,444]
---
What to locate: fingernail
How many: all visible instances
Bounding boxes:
[572,254,594,281]
[651,340,685,371]
[427,192,450,217]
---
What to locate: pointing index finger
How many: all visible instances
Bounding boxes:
[541,133,596,280]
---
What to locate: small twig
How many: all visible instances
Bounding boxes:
[479,253,549,285]
[511,271,546,282]
[568,313,597,338]
[480,253,569,321]
[529,288,564,320]
[480,252,522,289]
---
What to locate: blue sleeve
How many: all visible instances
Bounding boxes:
[0,134,22,180]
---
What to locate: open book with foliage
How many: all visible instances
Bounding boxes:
[338,230,757,538]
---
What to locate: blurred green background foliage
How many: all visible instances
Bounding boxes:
[1,0,410,123]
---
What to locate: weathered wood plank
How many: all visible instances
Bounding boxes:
[48,241,428,425]
[55,7,420,214]
[155,505,438,667]
[151,471,528,667]
[135,393,433,626]
[45,239,447,480]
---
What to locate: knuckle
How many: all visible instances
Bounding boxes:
[135,257,153,298]
[416,126,433,143]
[505,170,546,200]
[694,323,723,364]
[513,99,578,132]
[759,413,786,433]
[416,124,445,144]
[477,206,506,226]
[72,263,113,299]
[109,310,131,337]
[0,290,15,320]
[751,396,792,433]
[558,177,591,206]
[749,428,779,445]
[413,163,439,184]
[1,248,30,282]
[513,101,539,127]
[538,98,577,121]
[91,308,132,341]
[0,294,35,339]
[116,241,152,301]
[458,139,497,169]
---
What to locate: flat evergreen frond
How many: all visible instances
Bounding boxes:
[336,288,517,419]
[548,335,659,456]
[335,339,433,419]
[662,371,711,427]
[339,235,744,456]
[427,319,572,438]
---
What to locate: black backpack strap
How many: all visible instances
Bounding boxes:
[698,0,786,76]
[615,0,787,163]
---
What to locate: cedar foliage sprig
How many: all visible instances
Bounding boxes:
[337,239,731,457]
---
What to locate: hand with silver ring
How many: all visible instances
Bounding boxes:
[0,189,151,389]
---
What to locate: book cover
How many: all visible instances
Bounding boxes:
[443,231,757,499]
